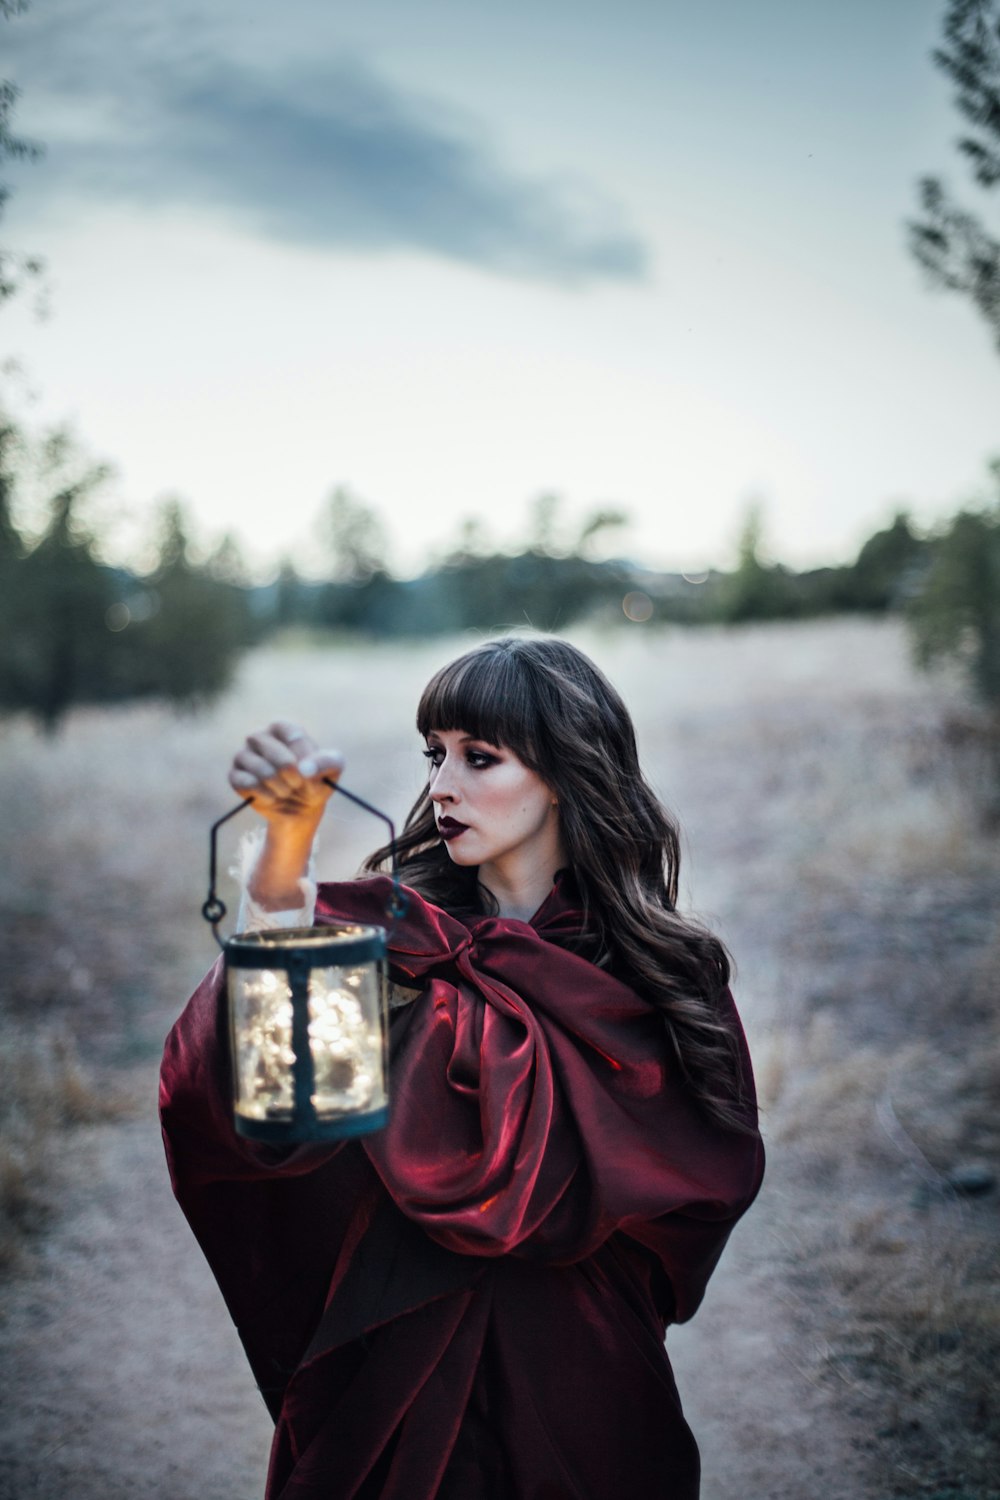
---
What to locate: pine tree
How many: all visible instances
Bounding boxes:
[909,0,1000,347]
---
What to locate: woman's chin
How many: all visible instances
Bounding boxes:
[442,840,478,866]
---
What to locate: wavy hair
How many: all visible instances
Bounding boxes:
[365,635,755,1135]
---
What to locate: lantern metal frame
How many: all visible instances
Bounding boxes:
[201,778,407,1144]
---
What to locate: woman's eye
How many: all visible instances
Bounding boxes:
[422,746,496,770]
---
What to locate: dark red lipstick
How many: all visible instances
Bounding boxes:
[437,816,469,842]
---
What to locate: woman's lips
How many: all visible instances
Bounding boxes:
[437,816,469,842]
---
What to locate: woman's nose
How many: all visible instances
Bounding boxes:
[429,767,457,803]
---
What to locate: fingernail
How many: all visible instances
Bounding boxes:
[298,758,317,777]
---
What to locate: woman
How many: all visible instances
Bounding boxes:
[160,635,764,1500]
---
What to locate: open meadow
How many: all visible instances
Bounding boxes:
[0,617,997,1500]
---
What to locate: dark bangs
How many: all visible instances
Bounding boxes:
[416,642,541,769]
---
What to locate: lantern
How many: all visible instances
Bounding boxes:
[202,780,405,1144]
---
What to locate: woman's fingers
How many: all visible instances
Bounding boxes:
[235,744,296,788]
[247,730,302,779]
[269,721,318,758]
[297,750,344,783]
[228,727,344,816]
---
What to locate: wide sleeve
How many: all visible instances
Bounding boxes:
[159,955,384,1414]
[316,880,765,1322]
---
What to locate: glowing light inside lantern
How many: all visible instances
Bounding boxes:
[230,961,386,1123]
[307,970,383,1113]
[232,968,295,1119]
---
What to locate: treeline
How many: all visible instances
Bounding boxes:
[262,485,1000,721]
[265,489,638,638]
[0,425,257,732]
[2,426,999,733]
[263,489,931,636]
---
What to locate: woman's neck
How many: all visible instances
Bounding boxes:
[479,843,566,923]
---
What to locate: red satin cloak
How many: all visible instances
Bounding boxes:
[160,872,764,1500]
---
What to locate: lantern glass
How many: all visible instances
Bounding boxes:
[226,924,389,1142]
[307,961,385,1114]
[230,964,295,1119]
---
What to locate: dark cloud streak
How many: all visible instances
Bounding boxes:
[6,8,648,285]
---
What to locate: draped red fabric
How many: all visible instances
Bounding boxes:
[160,873,764,1500]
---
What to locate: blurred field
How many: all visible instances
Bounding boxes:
[0,617,997,1499]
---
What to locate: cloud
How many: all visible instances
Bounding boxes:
[6,6,648,285]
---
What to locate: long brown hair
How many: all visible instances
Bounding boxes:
[365,635,755,1135]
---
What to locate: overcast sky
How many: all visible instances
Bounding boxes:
[3,0,998,577]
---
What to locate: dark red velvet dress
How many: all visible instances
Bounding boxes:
[160,873,764,1500]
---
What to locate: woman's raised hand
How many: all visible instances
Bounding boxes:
[230,723,344,910]
[229,721,344,829]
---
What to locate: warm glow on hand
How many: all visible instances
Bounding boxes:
[228,721,344,826]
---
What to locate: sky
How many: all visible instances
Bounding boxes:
[2,0,998,579]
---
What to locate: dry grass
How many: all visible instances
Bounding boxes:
[604,619,1000,1496]
[0,617,997,1495]
[0,1025,132,1272]
[754,773,1000,1499]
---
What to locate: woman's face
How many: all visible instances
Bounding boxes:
[424,728,560,874]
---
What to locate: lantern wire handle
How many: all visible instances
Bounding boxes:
[203,780,407,951]
[202,800,253,948]
[321,776,408,924]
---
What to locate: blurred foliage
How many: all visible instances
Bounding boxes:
[909,0,1000,347]
[0,0,44,309]
[848,511,927,609]
[106,500,257,708]
[244,498,943,641]
[4,416,995,736]
[320,484,388,584]
[716,505,800,622]
[301,491,638,636]
[0,427,257,732]
[708,505,931,626]
[1,421,995,732]
[906,461,1000,710]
